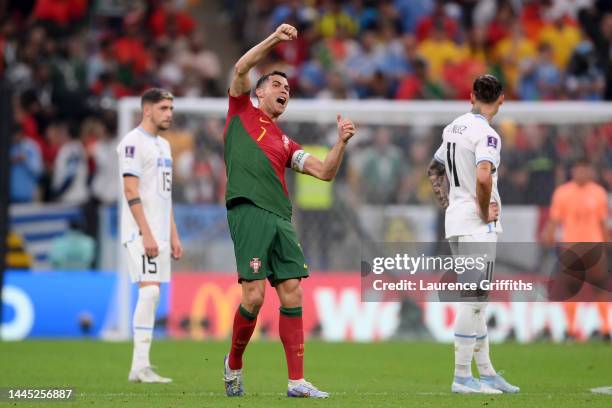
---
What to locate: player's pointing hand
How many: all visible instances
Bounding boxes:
[275,23,298,41]
[337,114,356,144]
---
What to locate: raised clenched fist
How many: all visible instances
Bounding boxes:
[274,24,298,41]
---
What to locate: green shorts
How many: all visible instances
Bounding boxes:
[227,200,309,285]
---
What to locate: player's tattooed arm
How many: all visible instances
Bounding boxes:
[427,159,449,209]
[230,23,298,97]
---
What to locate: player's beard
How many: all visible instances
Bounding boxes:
[155,120,172,132]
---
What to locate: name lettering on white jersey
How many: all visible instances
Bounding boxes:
[451,125,467,135]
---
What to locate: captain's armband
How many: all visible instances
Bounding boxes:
[291,150,311,173]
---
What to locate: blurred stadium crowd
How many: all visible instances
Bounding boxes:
[2,1,611,257]
[3,0,222,208]
[228,0,612,101]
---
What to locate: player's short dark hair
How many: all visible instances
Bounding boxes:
[255,71,288,89]
[472,74,503,104]
[141,88,174,107]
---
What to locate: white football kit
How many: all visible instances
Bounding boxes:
[434,112,502,285]
[117,127,173,283]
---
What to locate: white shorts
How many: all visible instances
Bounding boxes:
[448,232,497,296]
[124,239,171,283]
[448,232,498,262]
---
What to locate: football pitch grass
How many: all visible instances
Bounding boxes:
[1,340,610,407]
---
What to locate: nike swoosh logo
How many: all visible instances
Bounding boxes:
[259,117,271,124]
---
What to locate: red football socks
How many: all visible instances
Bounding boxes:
[279,306,304,380]
[228,304,257,370]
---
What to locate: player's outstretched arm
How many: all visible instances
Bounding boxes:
[302,114,356,181]
[427,159,449,209]
[124,175,159,258]
[229,23,298,97]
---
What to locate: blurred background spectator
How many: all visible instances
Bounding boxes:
[10,123,42,203]
[49,121,88,204]
[351,126,404,204]
[49,220,95,270]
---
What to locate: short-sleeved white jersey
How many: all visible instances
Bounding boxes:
[117,127,173,244]
[433,112,503,238]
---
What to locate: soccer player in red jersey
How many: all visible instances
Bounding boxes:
[221,23,356,398]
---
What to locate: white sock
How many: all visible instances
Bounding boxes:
[131,285,159,372]
[454,303,478,378]
[474,303,496,376]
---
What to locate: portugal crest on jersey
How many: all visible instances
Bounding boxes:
[250,257,262,273]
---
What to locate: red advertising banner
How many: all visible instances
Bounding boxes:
[169,272,376,340]
[169,273,611,342]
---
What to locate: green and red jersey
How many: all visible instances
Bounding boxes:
[223,92,303,221]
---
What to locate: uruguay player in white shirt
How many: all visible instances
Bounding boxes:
[117,88,183,383]
[428,75,519,394]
